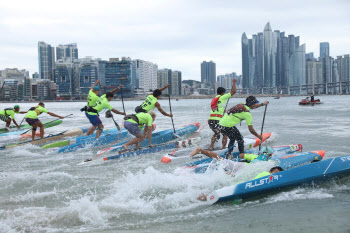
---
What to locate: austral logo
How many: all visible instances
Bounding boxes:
[340,156,350,162]
[245,175,279,189]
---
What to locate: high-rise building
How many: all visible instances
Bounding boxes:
[217,73,237,90]
[335,55,350,93]
[157,69,172,95]
[200,61,216,90]
[133,59,158,92]
[54,59,74,97]
[38,41,55,80]
[306,60,323,85]
[242,23,306,90]
[320,42,330,58]
[171,71,182,96]
[56,43,78,61]
[105,57,134,98]
[305,53,315,61]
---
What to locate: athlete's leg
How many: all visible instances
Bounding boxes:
[96,123,104,139]
[190,147,221,159]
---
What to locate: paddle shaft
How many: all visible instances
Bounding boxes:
[0,81,5,97]
[21,114,73,135]
[168,94,175,134]
[121,87,125,113]
[258,105,268,154]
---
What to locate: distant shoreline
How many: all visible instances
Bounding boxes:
[0,93,347,103]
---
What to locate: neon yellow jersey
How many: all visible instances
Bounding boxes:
[0,109,16,119]
[244,153,258,162]
[87,94,113,116]
[254,171,270,179]
[219,105,252,127]
[127,112,153,129]
[25,106,48,119]
[87,90,99,107]
[140,95,157,112]
[209,93,231,121]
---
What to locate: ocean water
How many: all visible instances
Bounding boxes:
[0,95,349,233]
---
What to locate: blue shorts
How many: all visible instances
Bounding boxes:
[25,118,40,126]
[85,112,102,127]
[124,121,142,136]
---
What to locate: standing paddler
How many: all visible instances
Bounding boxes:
[85,90,126,138]
[135,84,173,119]
[219,96,269,158]
[81,80,101,112]
[208,79,237,150]
[0,105,27,131]
[24,102,65,141]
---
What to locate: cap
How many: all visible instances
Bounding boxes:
[246,96,259,106]
[93,86,100,91]
[14,105,20,109]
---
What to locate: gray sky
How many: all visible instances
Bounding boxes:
[0,0,349,81]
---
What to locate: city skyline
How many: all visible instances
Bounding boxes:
[1,0,350,80]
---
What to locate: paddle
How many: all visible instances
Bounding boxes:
[18,117,26,127]
[258,105,268,157]
[105,110,120,131]
[0,81,5,97]
[21,114,73,135]
[121,87,125,113]
[168,94,177,137]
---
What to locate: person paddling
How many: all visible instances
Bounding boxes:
[219,96,269,158]
[24,102,64,141]
[135,84,173,118]
[208,79,237,150]
[81,80,101,112]
[122,111,156,150]
[85,91,126,138]
[0,105,27,131]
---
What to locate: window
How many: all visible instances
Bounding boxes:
[61,76,66,83]
[84,75,89,83]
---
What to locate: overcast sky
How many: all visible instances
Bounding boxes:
[0,0,349,81]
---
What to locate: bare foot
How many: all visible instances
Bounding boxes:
[190,147,201,157]
[122,144,128,150]
[197,195,207,201]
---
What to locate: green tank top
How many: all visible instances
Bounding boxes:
[87,90,99,107]
[209,93,231,121]
[141,95,157,112]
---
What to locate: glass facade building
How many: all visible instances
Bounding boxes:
[320,42,330,58]
[38,41,55,80]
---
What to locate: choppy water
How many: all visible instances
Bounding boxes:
[1,95,350,233]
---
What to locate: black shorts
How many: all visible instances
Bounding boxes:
[208,119,221,134]
[0,114,9,122]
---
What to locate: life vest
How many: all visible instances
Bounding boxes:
[28,106,42,116]
[210,96,221,111]
[3,108,13,117]
[124,114,140,125]
[227,104,250,123]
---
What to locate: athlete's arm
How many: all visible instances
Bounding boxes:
[159,84,170,92]
[91,80,100,90]
[248,125,262,140]
[19,111,27,114]
[48,112,65,119]
[155,102,173,117]
[255,101,269,108]
[111,108,126,115]
[111,85,123,94]
[230,79,237,96]
[144,126,153,147]
[12,119,20,128]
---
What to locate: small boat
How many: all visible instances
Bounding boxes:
[274,96,280,99]
[299,98,322,105]
[176,98,179,101]
[206,154,350,204]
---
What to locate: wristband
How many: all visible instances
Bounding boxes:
[261,103,264,106]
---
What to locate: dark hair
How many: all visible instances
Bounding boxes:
[106,92,114,98]
[270,166,283,173]
[246,96,257,106]
[153,89,162,97]
[38,102,45,107]
[217,87,226,95]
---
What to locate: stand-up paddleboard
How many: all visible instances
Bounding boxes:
[103,137,201,161]
[98,123,200,156]
[176,144,304,174]
[206,152,350,205]
[0,120,63,137]
[0,123,34,133]
[0,126,90,150]
[161,133,272,164]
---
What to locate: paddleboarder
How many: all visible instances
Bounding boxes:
[219,96,269,158]
[85,91,126,138]
[135,84,173,118]
[0,105,27,131]
[208,79,237,150]
[81,80,101,112]
[122,111,156,150]
[25,103,65,141]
